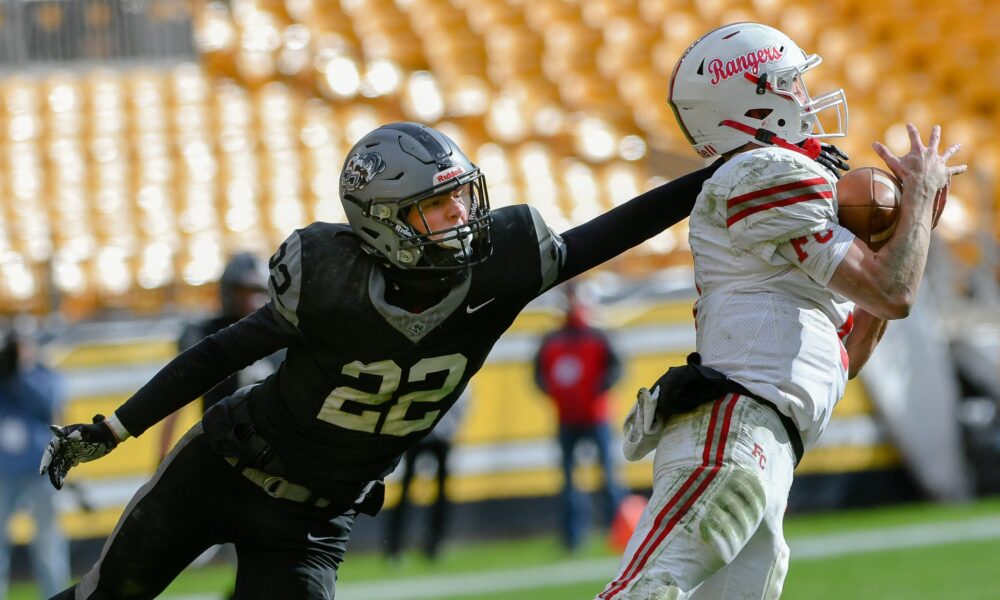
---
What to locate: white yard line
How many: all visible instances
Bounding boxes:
[169,515,1000,599]
[790,515,1000,559]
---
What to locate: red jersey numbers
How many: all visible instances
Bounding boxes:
[789,229,833,262]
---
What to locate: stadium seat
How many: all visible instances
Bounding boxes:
[1,0,998,315]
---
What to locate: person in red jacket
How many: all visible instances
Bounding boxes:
[533,285,625,551]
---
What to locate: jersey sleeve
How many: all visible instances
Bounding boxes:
[115,306,297,437]
[525,205,567,294]
[268,229,305,329]
[775,226,856,286]
[722,149,839,262]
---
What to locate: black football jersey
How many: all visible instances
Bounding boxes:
[116,164,719,497]
[248,205,561,490]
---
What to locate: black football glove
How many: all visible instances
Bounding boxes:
[40,414,121,490]
[816,143,850,180]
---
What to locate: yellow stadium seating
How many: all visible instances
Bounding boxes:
[0,0,997,315]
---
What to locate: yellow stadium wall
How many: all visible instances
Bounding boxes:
[6,300,897,543]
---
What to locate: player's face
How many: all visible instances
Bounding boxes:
[406,183,471,240]
[790,75,810,106]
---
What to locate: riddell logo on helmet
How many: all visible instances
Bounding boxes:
[708,46,783,86]
[698,145,718,158]
[434,166,465,184]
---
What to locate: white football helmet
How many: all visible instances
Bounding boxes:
[340,122,492,271]
[668,22,847,159]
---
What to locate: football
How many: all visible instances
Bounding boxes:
[836,167,902,251]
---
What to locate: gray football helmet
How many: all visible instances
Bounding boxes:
[219,252,268,316]
[339,122,492,271]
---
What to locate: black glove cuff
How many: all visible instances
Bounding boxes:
[817,143,850,180]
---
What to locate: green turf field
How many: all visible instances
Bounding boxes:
[10,498,1000,599]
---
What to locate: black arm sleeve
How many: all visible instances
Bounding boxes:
[554,163,720,284]
[115,303,299,436]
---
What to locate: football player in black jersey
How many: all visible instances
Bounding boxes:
[38,122,847,599]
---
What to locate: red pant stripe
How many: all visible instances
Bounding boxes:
[600,394,740,598]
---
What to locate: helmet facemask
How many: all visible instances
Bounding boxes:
[758,54,848,142]
[385,171,492,271]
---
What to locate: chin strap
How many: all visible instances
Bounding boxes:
[720,119,822,160]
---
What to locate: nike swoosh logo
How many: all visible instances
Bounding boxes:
[307,533,336,543]
[466,298,496,314]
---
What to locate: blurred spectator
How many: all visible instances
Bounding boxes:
[385,389,470,561]
[157,252,282,460]
[533,286,625,552]
[0,323,70,599]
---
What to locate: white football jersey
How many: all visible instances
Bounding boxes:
[689,146,856,449]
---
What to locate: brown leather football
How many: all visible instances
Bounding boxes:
[836,167,901,251]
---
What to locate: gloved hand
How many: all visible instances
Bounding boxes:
[40,414,122,490]
[622,385,665,462]
[816,143,850,179]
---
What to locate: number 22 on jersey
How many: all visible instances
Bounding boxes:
[317,354,468,436]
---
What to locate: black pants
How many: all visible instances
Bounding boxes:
[53,424,355,600]
[384,437,452,558]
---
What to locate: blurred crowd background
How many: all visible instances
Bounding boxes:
[1,0,999,589]
[0,0,997,315]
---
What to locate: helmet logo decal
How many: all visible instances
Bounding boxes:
[342,152,387,192]
[434,166,465,185]
[708,46,783,86]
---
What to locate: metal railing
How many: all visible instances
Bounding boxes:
[0,0,195,68]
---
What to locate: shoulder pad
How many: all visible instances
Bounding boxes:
[718,148,838,254]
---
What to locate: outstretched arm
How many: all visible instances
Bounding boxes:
[156,324,209,461]
[554,163,720,284]
[116,304,297,436]
[40,304,297,490]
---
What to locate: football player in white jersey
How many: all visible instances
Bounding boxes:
[598,23,966,600]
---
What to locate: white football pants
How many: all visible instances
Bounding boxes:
[598,393,797,600]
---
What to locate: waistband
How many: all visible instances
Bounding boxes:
[741,394,805,466]
[225,456,333,508]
